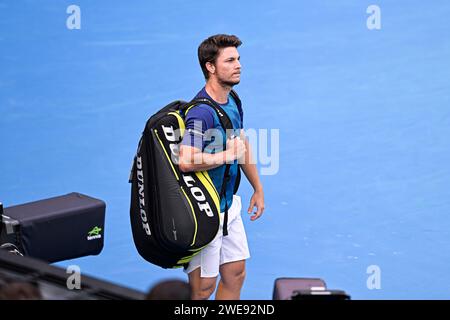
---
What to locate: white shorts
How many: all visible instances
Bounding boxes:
[184,195,251,278]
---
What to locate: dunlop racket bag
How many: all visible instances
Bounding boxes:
[129,92,241,269]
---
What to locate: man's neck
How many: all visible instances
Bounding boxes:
[205,79,231,104]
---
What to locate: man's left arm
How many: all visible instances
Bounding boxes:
[239,135,265,221]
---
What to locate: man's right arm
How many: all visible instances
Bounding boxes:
[179,138,246,173]
[178,104,246,173]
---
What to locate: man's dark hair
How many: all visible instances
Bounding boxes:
[198,34,242,80]
[146,279,191,300]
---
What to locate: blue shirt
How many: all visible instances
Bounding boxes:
[181,87,243,212]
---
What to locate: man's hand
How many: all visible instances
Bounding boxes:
[225,137,246,162]
[247,189,265,221]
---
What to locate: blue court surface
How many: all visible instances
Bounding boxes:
[1,0,450,299]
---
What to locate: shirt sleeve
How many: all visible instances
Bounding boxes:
[181,104,215,150]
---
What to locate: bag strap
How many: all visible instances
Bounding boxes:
[230,89,243,118]
[219,163,232,236]
[182,98,234,139]
[228,90,242,195]
[182,97,238,236]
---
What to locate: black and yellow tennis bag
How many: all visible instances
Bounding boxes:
[129,92,241,269]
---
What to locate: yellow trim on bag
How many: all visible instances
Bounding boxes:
[195,171,220,214]
[181,186,198,246]
[177,256,193,265]
[189,243,209,252]
[185,104,196,116]
[176,249,200,265]
[154,129,179,181]
[181,249,200,259]
[201,171,219,199]
[167,111,185,137]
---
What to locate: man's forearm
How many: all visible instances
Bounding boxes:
[179,146,233,172]
[241,139,263,191]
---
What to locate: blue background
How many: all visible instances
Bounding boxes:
[1,0,449,299]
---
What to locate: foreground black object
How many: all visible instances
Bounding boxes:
[0,192,105,263]
[292,289,351,300]
[273,277,350,300]
[0,250,144,300]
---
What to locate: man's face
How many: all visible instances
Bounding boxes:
[211,46,241,86]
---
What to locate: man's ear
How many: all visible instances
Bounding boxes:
[206,62,215,75]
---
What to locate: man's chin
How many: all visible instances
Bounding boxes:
[222,80,240,87]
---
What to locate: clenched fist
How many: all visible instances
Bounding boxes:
[225,136,246,163]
